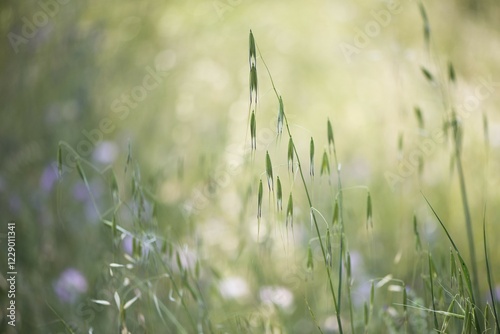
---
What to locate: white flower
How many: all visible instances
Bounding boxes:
[259,286,294,310]
[219,276,249,300]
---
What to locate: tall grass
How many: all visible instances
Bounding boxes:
[48,5,500,334]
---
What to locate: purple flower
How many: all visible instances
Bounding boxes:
[123,235,133,255]
[72,180,104,202]
[40,164,58,192]
[72,182,89,201]
[53,268,88,303]
[122,235,151,257]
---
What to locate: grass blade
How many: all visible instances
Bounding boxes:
[483,112,489,148]
[310,137,315,177]
[450,248,457,287]
[413,214,422,252]
[421,66,434,83]
[326,228,332,268]
[414,106,424,129]
[419,2,430,48]
[422,194,481,332]
[305,298,325,334]
[327,119,335,154]
[332,199,339,226]
[255,35,343,333]
[366,191,372,229]
[448,61,456,83]
[307,243,314,272]
[483,207,500,333]
[428,252,439,329]
[257,179,263,220]
[250,64,258,105]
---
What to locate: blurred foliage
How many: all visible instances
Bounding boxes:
[0,0,500,333]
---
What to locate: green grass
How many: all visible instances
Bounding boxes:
[3,1,500,333]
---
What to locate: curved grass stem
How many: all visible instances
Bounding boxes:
[256,45,344,334]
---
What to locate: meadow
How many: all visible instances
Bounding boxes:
[1,0,500,333]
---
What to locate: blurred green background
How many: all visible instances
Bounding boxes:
[1,0,500,333]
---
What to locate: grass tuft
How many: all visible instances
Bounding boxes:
[418,2,431,49]
[483,207,500,332]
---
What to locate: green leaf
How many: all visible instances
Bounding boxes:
[370,281,375,307]
[288,137,294,174]
[364,302,369,326]
[421,66,434,83]
[423,194,481,330]
[326,228,332,268]
[310,137,315,177]
[448,61,456,83]
[419,2,430,47]
[345,251,351,279]
[250,64,258,105]
[483,209,500,333]
[276,176,282,211]
[413,214,422,252]
[176,251,183,272]
[403,286,407,312]
[57,144,63,177]
[111,171,119,203]
[257,179,263,219]
[327,119,335,153]
[112,214,117,239]
[195,260,200,280]
[450,248,456,284]
[414,106,424,129]
[320,150,330,176]
[286,192,293,228]
[76,159,86,183]
[307,244,314,271]
[125,140,132,173]
[366,191,373,229]
[250,110,256,150]
[428,252,439,329]
[332,198,339,226]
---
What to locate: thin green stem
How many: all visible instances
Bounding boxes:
[483,207,500,333]
[428,252,439,329]
[334,156,345,321]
